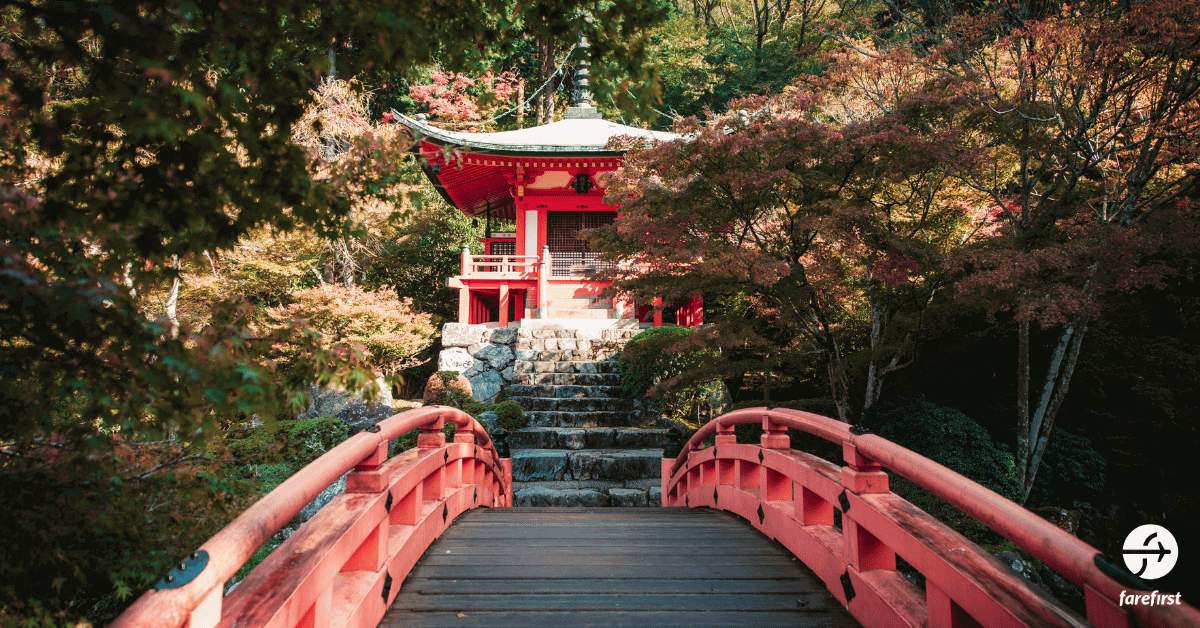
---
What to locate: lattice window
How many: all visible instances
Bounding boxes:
[490,240,516,256]
[546,212,616,276]
[546,211,614,253]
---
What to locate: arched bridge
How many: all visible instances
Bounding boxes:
[112,407,1198,628]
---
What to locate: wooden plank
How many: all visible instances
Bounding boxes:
[380,507,859,628]
[382,610,858,628]
[395,578,824,595]
[389,592,844,612]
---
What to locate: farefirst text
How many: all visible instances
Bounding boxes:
[1119,591,1184,606]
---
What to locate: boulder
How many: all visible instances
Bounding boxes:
[648,486,663,506]
[477,411,498,431]
[476,343,515,370]
[438,347,475,373]
[337,402,397,435]
[489,326,518,344]
[442,323,487,347]
[469,369,504,403]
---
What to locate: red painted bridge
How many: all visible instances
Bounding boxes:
[112,407,1199,628]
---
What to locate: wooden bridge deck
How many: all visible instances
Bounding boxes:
[381,507,860,628]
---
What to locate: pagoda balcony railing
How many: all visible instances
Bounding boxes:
[461,253,539,278]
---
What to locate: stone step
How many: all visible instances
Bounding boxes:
[514,360,620,374]
[511,449,663,482]
[524,410,653,428]
[514,348,622,362]
[546,309,612,319]
[511,396,642,413]
[508,427,669,451]
[507,384,623,399]
[517,372,622,386]
[513,484,662,507]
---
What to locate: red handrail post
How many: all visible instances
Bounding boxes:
[842,438,896,572]
[760,414,791,501]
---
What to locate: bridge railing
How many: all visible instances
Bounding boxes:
[662,408,1199,628]
[112,406,512,628]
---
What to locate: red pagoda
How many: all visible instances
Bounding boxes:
[399,75,702,329]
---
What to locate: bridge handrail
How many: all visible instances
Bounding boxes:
[666,407,1199,628]
[111,405,508,628]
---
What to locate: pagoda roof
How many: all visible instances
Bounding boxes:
[397,114,678,155]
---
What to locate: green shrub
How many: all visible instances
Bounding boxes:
[1027,429,1106,507]
[618,326,722,419]
[869,398,1022,501]
[492,400,526,430]
[225,417,348,466]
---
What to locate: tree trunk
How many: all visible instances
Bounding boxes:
[1016,316,1089,502]
[165,256,180,338]
[517,79,525,128]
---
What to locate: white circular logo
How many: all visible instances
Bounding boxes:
[1123,525,1178,580]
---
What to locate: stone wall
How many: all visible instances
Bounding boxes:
[436,323,517,403]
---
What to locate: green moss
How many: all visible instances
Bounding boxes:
[225,417,349,466]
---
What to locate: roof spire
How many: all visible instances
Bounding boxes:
[566,33,602,120]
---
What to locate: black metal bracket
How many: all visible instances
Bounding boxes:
[442,503,449,523]
[381,571,393,601]
[767,405,778,410]
[385,490,393,513]
[713,487,719,504]
[154,550,209,591]
[366,423,382,433]
[849,425,870,435]
[757,504,766,525]
[1095,553,1154,591]
[840,570,856,603]
[838,489,850,513]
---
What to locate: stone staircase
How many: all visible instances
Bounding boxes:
[506,324,667,507]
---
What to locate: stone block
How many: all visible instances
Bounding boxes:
[648,486,663,506]
[469,369,504,403]
[608,488,648,507]
[575,329,602,340]
[558,338,577,350]
[516,339,533,350]
[514,486,609,507]
[501,366,514,382]
[533,361,555,373]
[517,328,533,338]
[438,347,475,373]
[569,450,660,481]
[515,349,537,361]
[511,451,569,481]
[467,342,487,356]
[442,323,486,347]
[556,330,574,338]
[559,429,587,450]
[476,343,515,370]
[514,361,533,373]
[489,326,517,344]
[585,429,617,448]
[543,338,559,351]
[532,329,555,339]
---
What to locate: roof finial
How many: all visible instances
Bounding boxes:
[566,33,602,120]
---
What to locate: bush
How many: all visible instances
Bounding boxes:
[492,400,526,430]
[225,417,348,466]
[1027,429,1106,507]
[725,398,842,462]
[422,371,473,407]
[618,326,722,419]
[868,398,1022,501]
[266,285,437,377]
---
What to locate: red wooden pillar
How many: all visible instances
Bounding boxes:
[458,288,470,325]
[653,296,663,327]
[499,284,510,327]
